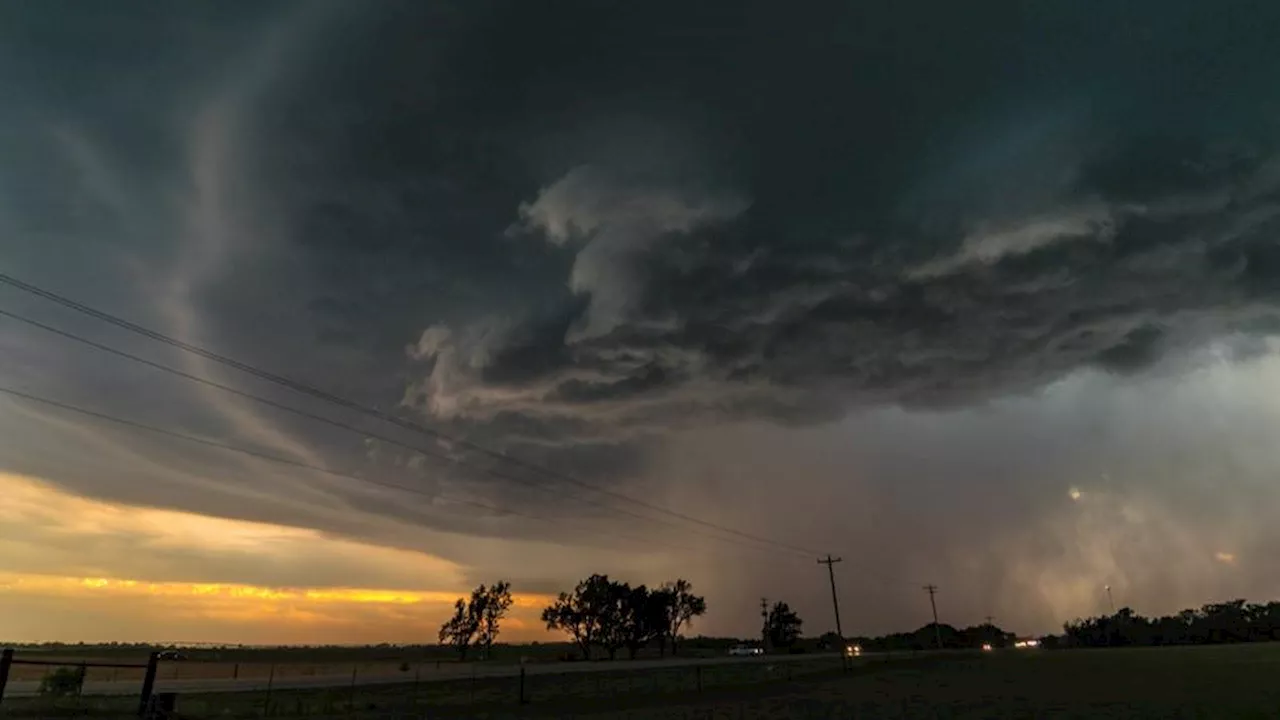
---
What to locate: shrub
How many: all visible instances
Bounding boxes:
[39,667,86,697]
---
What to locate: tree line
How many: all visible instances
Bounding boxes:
[440,583,1280,659]
[844,622,1016,652]
[1060,600,1280,647]
[439,576,707,661]
[542,575,706,660]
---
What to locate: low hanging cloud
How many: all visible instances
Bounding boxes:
[404,146,1280,449]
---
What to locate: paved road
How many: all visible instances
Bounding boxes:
[4,652,850,698]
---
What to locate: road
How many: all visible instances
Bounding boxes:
[3,652,850,698]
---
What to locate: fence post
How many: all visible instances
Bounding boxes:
[0,648,13,704]
[263,663,276,716]
[137,651,159,719]
[232,662,239,680]
[347,663,357,715]
[411,666,421,714]
[518,666,527,705]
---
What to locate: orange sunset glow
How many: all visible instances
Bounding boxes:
[0,472,555,644]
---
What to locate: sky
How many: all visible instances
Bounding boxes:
[2,0,1280,645]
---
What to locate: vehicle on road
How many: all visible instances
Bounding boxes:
[844,644,862,657]
[728,644,764,657]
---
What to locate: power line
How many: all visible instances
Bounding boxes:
[0,307,812,560]
[0,384,524,519]
[0,272,825,558]
[0,383,755,560]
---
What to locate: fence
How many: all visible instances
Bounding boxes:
[0,648,164,717]
[0,649,872,719]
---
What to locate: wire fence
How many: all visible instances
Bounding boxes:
[0,648,878,719]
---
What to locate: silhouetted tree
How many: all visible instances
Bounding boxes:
[817,631,842,650]
[438,598,479,660]
[542,574,616,660]
[597,579,634,660]
[613,584,672,659]
[473,581,513,658]
[958,623,1015,649]
[1062,598,1280,649]
[440,581,513,660]
[766,601,803,648]
[659,579,707,656]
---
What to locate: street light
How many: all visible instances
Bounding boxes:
[1104,585,1115,614]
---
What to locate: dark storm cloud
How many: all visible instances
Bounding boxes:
[4,0,1280,639]
[369,1,1280,449]
[4,0,1278,485]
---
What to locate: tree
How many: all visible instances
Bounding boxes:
[615,585,675,659]
[439,580,512,660]
[438,598,479,660]
[766,601,803,648]
[659,579,707,656]
[817,631,842,650]
[473,581,514,658]
[542,574,616,660]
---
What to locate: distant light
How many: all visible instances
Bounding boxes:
[1025,639,1039,647]
[1068,487,1082,501]
[981,643,993,651]
[1215,551,1237,565]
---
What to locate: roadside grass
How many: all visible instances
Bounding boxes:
[0,654,851,718]
[7,645,1280,719]
[565,643,1280,719]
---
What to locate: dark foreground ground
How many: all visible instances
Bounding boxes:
[585,643,1280,719]
[6,643,1280,718]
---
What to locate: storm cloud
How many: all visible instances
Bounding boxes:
[2,0,1280,641]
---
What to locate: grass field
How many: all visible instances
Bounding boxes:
[2,640,735,682]
[5,644,1280,718]
[570,643,1280,720]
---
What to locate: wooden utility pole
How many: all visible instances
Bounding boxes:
[923,585,942,649]
[817,556,845,641]
[760,597,770,648]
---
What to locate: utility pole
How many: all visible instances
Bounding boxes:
[984,615,995,626]
[817,556,845,641]
[1105,585,1115,614]
[923,585,942,649]
[760,597,770,649]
